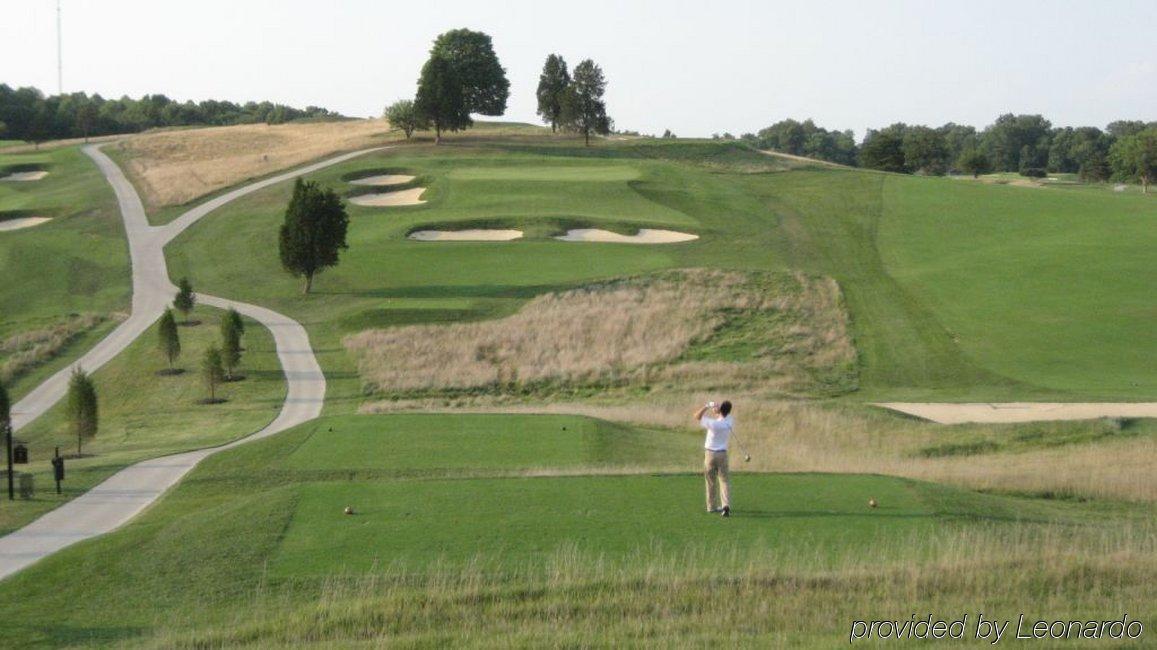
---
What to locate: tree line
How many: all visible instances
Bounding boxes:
[0,84,341,144]
[744,116,1157,189]
[383,29,614,146]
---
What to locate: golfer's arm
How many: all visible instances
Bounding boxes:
[693,405,708,422]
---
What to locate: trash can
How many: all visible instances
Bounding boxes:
[18,473,34,500]
[13,443,28,465]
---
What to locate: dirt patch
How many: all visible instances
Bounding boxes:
[114,119,392,208]
[554,228,697,244]
[0,171,48,182]
[349,174,415,187]
[876,402,1157,424]
[350,187,427,207]
[409,229,523,241]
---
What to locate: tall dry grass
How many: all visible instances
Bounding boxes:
[346,270,855,397]
[114,119,394,208]
[143,522,1156,648]
[0,312,107,384]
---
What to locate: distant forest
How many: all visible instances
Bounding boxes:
[736,115,1157,181]
[0,84,343,143]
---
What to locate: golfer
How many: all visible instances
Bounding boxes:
[694,399,734,517]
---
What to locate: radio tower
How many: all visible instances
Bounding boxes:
[57,0,63,94]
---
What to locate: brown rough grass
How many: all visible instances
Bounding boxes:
[345,270,855,396]
[113,119,394,208]
[0,313,108,384]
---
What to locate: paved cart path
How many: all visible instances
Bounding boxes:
[0,145,382,580]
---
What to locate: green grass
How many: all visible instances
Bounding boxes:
[0,146,131,399]
[163,137,1157,402]
[879,174,1156,398]
[282,413,676,472]
[0,305,285,535]
[0,412,1147,647]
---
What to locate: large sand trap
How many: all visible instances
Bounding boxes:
[876,402,1157,424]
[555,228,698,244]
[349,174,415,186]
[0,171,49,182]
[409,229,523,241]
[0,217,51,232]
[350,187,427,207]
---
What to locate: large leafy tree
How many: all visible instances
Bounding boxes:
[902,126,949,175]
[859,124,908,172]
[414,55,470,144]
[278,179,350,293]
[536,54,570,132]
[384,99,426,139]
[428,29,509,116]
[981,113,1051,172]
[559,59,612,146]
[67,368,98,456]
[1110,127,1157,194]
[957,148,991,178]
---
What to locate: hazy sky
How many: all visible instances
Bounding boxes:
[2,0,1154,139]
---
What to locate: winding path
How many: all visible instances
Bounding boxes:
[0,145,383,580]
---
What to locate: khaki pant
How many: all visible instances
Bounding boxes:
[704,450,731,511]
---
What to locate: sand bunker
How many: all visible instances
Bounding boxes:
[350,187,427,207]
[409,229,523,242]
[0,171,48,182]
[0,217,52,232]
[349,174,416,187]
[555,228,698,244]
[876,402,1157,424]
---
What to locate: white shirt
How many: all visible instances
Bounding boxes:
[701,414,734,452]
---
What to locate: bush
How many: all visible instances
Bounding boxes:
[1019,167,1047,178]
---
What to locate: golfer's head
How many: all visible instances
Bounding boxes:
[719,400,732,416]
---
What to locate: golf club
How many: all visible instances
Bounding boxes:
[731,431,752,463]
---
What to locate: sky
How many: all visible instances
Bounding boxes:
[1,0,1154,140]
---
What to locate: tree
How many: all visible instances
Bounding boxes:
[278,179,350,293]
[859,125,908,172]
[980,114,1051,172]
[428,29,509,116]
[157,309,181,370]
[173,277,196,322]
[536,54,570,132]
[1110,127,1157,194]
[202,345,225,402]
[902,126,949,175]
[220,311,242,380]
[67,368,98,456]
[76,101,98,143]
[957,148,991,178]
[227,308,245,337]
[414,54,470,144]
[384,99,426,139]
[559,59,612,146]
